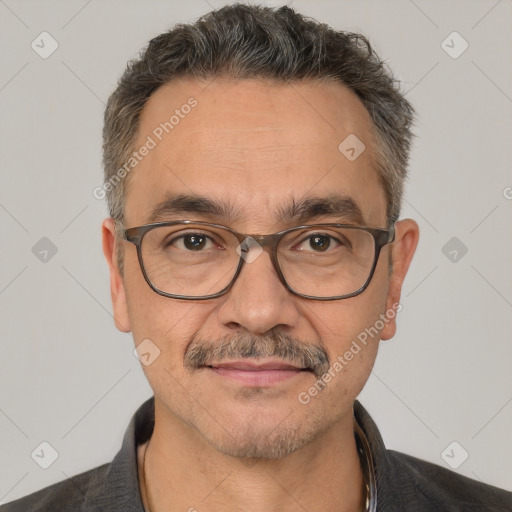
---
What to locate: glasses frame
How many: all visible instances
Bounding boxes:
[123,220,395,301]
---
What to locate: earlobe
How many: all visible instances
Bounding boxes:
[102,218,131,333]
[381,218,420,341]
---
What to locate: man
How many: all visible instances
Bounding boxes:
[2,4,510,511]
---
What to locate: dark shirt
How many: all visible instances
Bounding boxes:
[1,397,510,511]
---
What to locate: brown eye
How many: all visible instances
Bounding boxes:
[309,235,331,252]
[182,234,207,250]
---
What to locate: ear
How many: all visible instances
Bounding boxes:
[380,218,419,341]
[102,218,131,333]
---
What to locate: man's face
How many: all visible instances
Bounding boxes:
[104,78,414,458]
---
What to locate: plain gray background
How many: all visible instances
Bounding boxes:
[1,0,511,504]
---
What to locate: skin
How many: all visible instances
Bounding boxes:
[102,77,419,512]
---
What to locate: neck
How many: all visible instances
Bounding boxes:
[138,400,366,512]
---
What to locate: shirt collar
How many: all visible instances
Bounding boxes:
[83,398,153,511]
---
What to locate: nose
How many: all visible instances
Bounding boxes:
[216,247,300,335]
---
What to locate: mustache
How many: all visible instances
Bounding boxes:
[184,331,330,378]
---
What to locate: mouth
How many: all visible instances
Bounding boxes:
[204,359,313,386]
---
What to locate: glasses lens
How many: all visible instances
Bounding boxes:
[277,226,376,298]
[140,224,240,297]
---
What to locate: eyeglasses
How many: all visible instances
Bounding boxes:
[122,220,395,301]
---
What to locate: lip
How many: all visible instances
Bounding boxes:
[205,359,310,386]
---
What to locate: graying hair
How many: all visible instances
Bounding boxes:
[103,3,414,227]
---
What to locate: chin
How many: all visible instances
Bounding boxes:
[196,405,329,460]
[208,425,314,459]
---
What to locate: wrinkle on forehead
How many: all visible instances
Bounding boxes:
[125,78,386,228]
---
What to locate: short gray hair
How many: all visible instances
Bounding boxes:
[103,3,414,225]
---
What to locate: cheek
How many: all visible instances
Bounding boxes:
[311,291,386,349]
[296,300,382,418]
[122,261,206,369]
[303,286,388,386]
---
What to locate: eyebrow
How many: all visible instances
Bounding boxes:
[148,195,243,224]
[278,195,366,225]
[147,194,366,226]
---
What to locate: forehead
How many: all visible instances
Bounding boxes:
[125,78,387,228]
